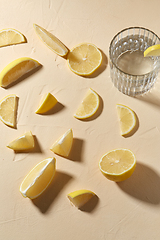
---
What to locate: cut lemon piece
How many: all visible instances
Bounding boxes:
[33,23,68,57]
[0,28,26,47]
[0,94,17,128]
[36,93,58,114]
[144,44,160,57]
[116,104,136,136]
[67,189,96,208]
[7,131,34,151]
[74,88,99,119]
[99,148,136,182]
[50,129,73,157]
[20,157,56,199]
[0,57,41,88]
[67,43,102,76]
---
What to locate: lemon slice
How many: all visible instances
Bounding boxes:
[0,57,41,88]
[20,157,56,199]
[116,104,136,136]
[99,148,136,182]
[0,28,26,47]
[74,88,99,119]
[67,189,96,208]
[144,44,160,57]
[7,131,34,151]
[35,93,58,114]
[0,94,18,128]
[33,23,68,57]
[50,129,73,157]
[67,43,102,76]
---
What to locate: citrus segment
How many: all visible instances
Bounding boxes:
[74,88,99,119]
[99,148,136,182]
[0,57,41,88]
[20,157,56,199]
[0,94,17,128]
[144,44,160,57]
[33,24,68,57]
[67,189,96,208]
[50,129,73,157]
[116,104,136,136]
[7,131,34,151]
[67,43,102,76]
[0,28,26,47]
[36,93,58,114]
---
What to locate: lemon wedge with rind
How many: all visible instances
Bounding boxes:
[0,57,41,88]
[0,28,26,47]
[7,131,34,151]
[20,157,56,199]
[116,104,136,136]
[67,189,96,208]
[33,24,68,57]
[67,43,102,76]
[99,148,136,182]
[74,88,99,119]
[36,93,58,114]
[144,44,160,57]
[0,94,18,128]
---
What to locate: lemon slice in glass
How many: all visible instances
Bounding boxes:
[36,93,58,114]
[144,44,160,57]
[0,28,26,47]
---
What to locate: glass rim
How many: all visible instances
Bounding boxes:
[109,26,160,77]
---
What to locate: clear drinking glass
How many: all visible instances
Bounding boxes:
[109,27,160,96]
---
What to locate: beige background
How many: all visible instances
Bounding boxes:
[0,0,160,239]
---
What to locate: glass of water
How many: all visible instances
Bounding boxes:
[109,27,160,96]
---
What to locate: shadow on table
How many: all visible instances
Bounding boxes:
[117,162,160,205]
[79,194,99,213]
[68,138,84,162]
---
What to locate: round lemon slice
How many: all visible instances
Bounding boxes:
[36,93,58,114]
[116,104,136,136]
[0,57,40,88]
[144,44,160,57]
[67,43,102,76]
[0,94,18,128]
[74,88,99,119]
[0,28,26,47]
[20,157,56,199]
[67,189,96,208]
[99,148,136,182]
[33,23,68,57]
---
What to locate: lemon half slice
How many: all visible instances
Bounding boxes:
[144,44,160,57]
[0,28,26,47]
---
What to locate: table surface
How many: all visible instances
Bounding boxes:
[1,0,160,239]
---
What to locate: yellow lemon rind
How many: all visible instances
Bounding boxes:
[144,44,160,57]
[35,93,58,114]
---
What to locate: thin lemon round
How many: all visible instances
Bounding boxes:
[7,131,34,151]
[74,88,99,119]
[67,43,102,76]
[20,157,56,199]
[144,44,160,57]
[67,189,96,208]
[33,24,68,57]
[36,93,58,114]
[0,94,17,128]
[116,104,136,136]
[0,57,41,88]
[0,28,26,47]
[50,129,73,157]
[99,148,136,182]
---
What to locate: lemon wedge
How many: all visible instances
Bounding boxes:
[116,104,136,136]
[0,94,18,128]
[67,189,96,208]
[0,28,26,47]
[33,23,68,57]
[20,157,56,199]
[67,43,102,76]
[99,148,136,182]
[74,88,99,119]
[0,57,40,88]
[50,129,73,157]
[7,131,34,151]
[144,44,160,57]
[35,93,58,114]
